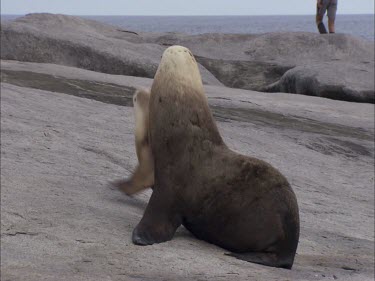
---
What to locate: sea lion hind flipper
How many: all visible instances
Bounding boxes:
[132,190,181,245]
[225,252,294,269]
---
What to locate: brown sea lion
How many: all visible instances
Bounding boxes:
[113,89,154,195]
[131,46,300,269]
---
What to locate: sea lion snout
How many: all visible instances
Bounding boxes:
[154,46,203,94]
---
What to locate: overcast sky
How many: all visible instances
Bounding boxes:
[1,0,374,16]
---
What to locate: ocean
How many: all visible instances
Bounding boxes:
[2,14,374,41]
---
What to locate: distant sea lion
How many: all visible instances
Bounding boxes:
[113,89,154,195]
[130,46,300,269]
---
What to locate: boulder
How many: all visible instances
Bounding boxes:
[264,62,375,103]
[0,13,222,86]
[146,32,375,103]
[1,13,374,102]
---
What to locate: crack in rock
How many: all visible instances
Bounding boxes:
[3,231,39,237]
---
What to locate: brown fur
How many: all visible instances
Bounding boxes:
[130,46,300,269]
[112,89,154,195]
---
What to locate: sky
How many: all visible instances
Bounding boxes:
[1,0,374,16]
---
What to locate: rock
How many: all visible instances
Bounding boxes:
[146,32,375,103]
[0,14,159,77]
[1,13,374,103]
[195,56,293,91]
[264,62,375,103]
[0,13,222,86]
[1,61,374,280]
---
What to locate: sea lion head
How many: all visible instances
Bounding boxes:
[152,45,204,95]
[133,89,150,112]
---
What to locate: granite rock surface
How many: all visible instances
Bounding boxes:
[1,61,374,280]
[1,13,374,102]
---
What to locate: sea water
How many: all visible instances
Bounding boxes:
[2,14,374,41]
[85,15,374,40]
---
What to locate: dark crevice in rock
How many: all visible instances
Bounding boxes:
[3,231,39,237]
[302,137,373,158]
[1,70,135,107]
[2,68,373,161]
[2,69,373,144]
[210,105,373,142]
[116,29,139,36]
[195,56,294,91]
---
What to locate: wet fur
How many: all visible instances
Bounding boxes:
[130,46,300,269]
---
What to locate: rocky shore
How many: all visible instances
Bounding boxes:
[1,13,374,281]
[1,13,374,102]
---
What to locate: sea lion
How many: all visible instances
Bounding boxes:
[113,89,154,195]
[131,46,300,269]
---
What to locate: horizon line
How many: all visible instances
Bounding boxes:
[1,13,374,17]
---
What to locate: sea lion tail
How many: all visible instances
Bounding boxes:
[225,252,293,269]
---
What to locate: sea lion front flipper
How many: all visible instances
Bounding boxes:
[112,160,154,196]
[132,190,181,245]
[111,176,143,196]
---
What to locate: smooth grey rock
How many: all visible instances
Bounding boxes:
[1,62,374,281]
[1,14,160,77]
[0,13,222,86]
[1,13,374,103]
[147,32,374,103]
[142,31,374,63]
[195,56,294,91]
[264,62,375,103]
